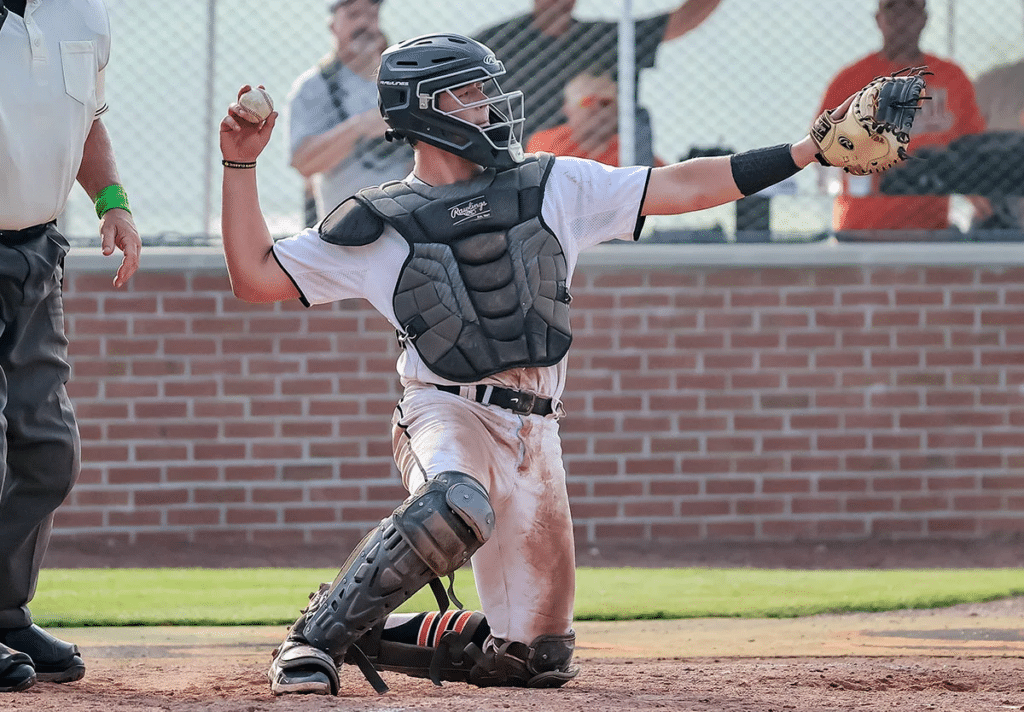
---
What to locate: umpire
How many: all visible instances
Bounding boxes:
[0,0,141,693]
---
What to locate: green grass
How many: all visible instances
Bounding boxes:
[30,567,1024,627]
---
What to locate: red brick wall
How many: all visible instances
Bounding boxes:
[54,247,1024,549]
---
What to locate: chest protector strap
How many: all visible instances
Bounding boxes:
[320,153,572,383]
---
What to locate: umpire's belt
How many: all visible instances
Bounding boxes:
[0,222,56,246]
[435,384,557,417]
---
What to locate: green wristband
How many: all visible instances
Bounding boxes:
[95,184,132,218]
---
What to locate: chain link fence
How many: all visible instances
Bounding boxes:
[62,0,1024,245]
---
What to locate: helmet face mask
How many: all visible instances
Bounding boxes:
[378,34,526,169]
[430,75,525,164]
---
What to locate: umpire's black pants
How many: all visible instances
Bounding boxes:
[0,223,80,629]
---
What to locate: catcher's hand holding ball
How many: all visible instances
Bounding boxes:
[237,86,274,123]
[221,85,277,165]
[810,67,930,175]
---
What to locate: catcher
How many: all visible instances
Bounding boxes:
[218,34,926,695]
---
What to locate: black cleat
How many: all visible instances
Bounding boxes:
[1,625,85,683]
[0,645,36,692]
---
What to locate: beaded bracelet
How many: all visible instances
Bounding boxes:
[222,159,257,169]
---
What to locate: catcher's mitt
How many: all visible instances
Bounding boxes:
[811,67,931,175]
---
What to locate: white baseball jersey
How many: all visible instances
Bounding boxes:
[274,156,650,645]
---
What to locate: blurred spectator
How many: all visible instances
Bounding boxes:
[974,57,1024,132]
[474,0,722,164]
[287,0,413,221]
[302,179,319,229]
[972,55,1024,229]
[816,0,984,236]
[527,71,665,166]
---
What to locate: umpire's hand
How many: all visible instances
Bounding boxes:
[100,207,141,288]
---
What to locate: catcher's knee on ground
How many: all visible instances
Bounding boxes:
[351,612,578,690]
[466,631,580,688]
[268,471,494,695]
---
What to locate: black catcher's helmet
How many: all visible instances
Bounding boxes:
[377,33,525,169]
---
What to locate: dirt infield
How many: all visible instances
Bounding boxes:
[10,537,1021,711]
[4,597,1024,712]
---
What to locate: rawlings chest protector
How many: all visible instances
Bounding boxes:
[319,153,572,382]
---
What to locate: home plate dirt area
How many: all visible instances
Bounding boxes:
[14,537,1023,711]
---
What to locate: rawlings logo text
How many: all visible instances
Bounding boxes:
[450,196,491,225]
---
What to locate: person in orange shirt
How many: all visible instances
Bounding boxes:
[527,71,665,166]
[816,0,985,236]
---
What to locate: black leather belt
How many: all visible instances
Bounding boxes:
[0,222,55,246]
[435,384,555,416]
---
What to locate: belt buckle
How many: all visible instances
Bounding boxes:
[506,390,535,415]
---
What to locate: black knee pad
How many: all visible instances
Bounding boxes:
[393,471,495,576]
[299,472,493,669]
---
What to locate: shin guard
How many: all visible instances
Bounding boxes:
[295,471,493,692]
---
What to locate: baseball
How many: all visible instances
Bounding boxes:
[237,87,274,123]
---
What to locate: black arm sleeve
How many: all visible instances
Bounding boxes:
[729,144,800,197]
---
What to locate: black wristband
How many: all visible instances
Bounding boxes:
[729,144,799,197]
[222,159,257,169]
